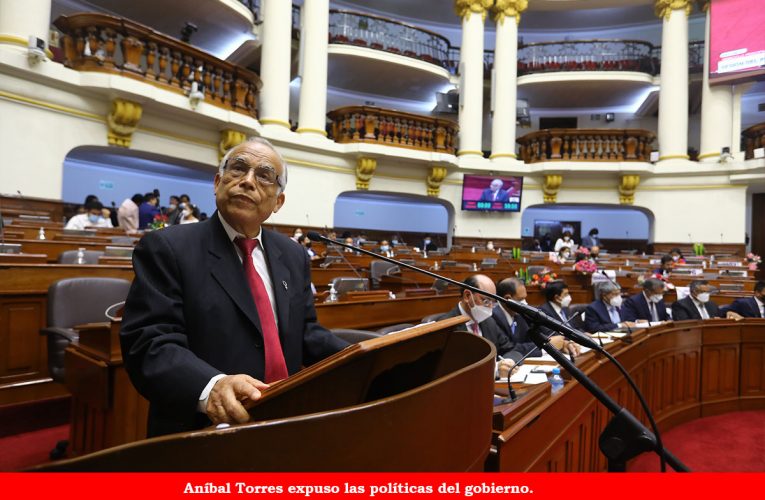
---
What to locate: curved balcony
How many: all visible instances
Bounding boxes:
[54,13,261,118]
[743,123,765,160]
[517,40,657,76]
[517,129,655,163]
[327,106,458,154]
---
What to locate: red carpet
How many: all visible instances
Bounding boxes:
[629,410,765,472]
[0,425,69,471]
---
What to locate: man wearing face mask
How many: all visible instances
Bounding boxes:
[671,280,723,321]
[378,240,394,258]
[493,278,580,359]
[440,275,519,378]
[422,235,438,252]
[65,200,114,230]
[584,281,636,333]
[622,278,669,323]
[722,280,765,319]
[539,280,574,324]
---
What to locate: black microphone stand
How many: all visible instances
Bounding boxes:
[309,232,690,472]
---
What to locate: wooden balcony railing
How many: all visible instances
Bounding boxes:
[517,129,655,163]
[743,122,765,160]
[327,106,458,154]
[328,9,452,70]
[54,13,262,117]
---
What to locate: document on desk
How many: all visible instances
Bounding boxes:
[508,365,555,384]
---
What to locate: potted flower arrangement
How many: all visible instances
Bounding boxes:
[528,270,558,288]
[746,252,762,271]
[574,258,597,275]
[149,214,169,230]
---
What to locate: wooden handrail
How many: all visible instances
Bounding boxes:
[516,129,655,163]
[327,106,458,154]
[329,9,452,47]
[54,13,261,117]
[742,122,765,160]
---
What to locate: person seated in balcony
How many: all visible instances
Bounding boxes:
[65,200,114,230]
[653,255,674,278]
[479,179,509,203]
[581,228,601,249]
[670,247,687,264]
[554,231,577,252]
[671,280,725,321]
[622,278,669,323]
[584,281,636,333]
[721,281,765,319]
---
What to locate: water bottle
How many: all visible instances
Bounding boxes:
[38,227,46,240]
[75,247,86,265]
[325,283,338,303]
[550,367,564,394]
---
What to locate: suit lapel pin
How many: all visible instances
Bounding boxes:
[282,280,288,290]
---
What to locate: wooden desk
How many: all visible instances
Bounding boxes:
[316,293,460,329]
[5,239,134,263]
[487,319,765,471]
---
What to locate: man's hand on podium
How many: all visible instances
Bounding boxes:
[206,374,269,425]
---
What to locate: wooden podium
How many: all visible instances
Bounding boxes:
[36,316,497,471]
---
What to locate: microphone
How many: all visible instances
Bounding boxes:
[308,231,602,351]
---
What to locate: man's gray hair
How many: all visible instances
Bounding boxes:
[218,136,288,193]
[597,280,621,296]
[642,278,665,293]
[689,280,709,294]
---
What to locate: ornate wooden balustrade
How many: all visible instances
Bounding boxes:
[517,129,655,163]
[54,13,261,117]
[743,122,765,160]
[327,106,458,154]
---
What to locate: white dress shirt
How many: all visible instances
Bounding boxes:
[691,296,710,320]
[64,213,113,230]
[117,198,139,233]
[756,297,765,318]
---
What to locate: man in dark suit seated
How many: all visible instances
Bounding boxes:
[120,137,349,437]
[584,281,636,333]
[653,255,674,278]
[478,179,509,203]
[721,280,765,319]
[493,278,580,359]
[671,280,726,321]
[622,278,670,323]
[440,274,519,378]
[538,280,573,324]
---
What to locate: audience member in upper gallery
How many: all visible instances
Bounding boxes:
[439,274,517,378]
[654,255,674,278]
[539,280,573,324]
[554,230,577,252]
[493,278,580,359]
[622,278,670,323]
[584,281,636,333]
[722,280,765,319]
[581,228,601,249]
[138,192,161,229]
[117,193,143,233]
[670,247,687,264]
[671,280,726,321]
[65,200,114,230]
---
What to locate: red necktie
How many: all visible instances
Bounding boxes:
[234,237,288,383]
[471,322,479,335]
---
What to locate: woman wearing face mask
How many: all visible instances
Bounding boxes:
[554,230,577,253]
[670,248,686,264]
[65,200,114,230]
[554,247,571,264]
[179,205,199,224]
[539,280,573,324]
[584,281,636,333]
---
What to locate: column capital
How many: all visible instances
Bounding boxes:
[492,0,528,25]
[355,157,377,190]
[455,0,494,22]
[619,175,640,205]
[655,0,692,20]
[219,129,247,161]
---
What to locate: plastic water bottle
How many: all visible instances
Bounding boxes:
[75,247,86,265]
[325,283,338,303]
[38,227,46,240]
[550,367,564,393]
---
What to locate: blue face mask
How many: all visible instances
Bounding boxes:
[380,245,389,252]
[88,214,101,223]
[424,239,431,245]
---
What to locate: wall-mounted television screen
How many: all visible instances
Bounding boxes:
[462,174,523,212]
[709,0,765,85]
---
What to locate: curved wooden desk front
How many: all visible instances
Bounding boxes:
[490,319,765,472]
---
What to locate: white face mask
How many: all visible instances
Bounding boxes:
[519,299,528,306]
[696,292,710,303]
[609,295,623,308]
[649,294,663,304]
[169,203,177,211]
[468,294,493,324]
[672,255,679,262]
[563,236,570,241]
[560,295,572,308]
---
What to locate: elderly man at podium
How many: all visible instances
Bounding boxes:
[120,138,348,437]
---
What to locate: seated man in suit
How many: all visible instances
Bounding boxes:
[622,278,670,323]
[581,228,601,249]
[478,179,509,203]
[539,280,573,323]
[440,274,518,378]
[120,137,349,437]
[722,280,765,319]
[653,255,674,278]
[584,281,636,333]
[493,278,580,359]
[672,280,726,321]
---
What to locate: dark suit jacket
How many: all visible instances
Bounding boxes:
[441,306,525,363]
[539,301,570,323]
[722,297,764,318]
[622,292,669,322]
[584,300,622,333]
[671,296,721,321]
[478,188,509,203]
[491,306,542,359]
[120,213,348,437]
[581,235,600,248]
